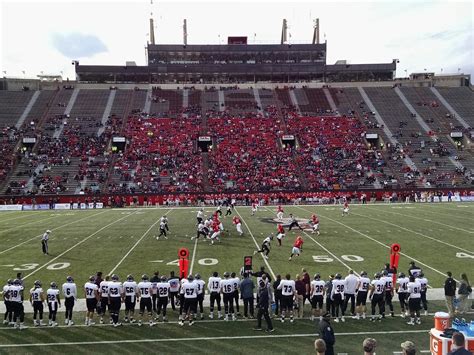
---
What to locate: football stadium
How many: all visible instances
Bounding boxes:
[0,0,473,353]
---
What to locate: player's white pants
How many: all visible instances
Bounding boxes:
[313,223,319,231]
[236,223,243,234]
[219,223,224,231]
[211,231,221,240]
[277,212,284,220]
[276,233,285,240]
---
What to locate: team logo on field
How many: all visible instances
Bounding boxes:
[261,217,313,231]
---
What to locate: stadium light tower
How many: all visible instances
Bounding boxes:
[149,0,156,45]
[312,18,320,44]
[183,19,187,47]
[281,19,288,45]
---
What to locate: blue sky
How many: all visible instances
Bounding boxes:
[0,0,472,81]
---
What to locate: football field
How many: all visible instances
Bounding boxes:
[0,202,473,353]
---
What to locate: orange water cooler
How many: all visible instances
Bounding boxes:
[429,312,474,354]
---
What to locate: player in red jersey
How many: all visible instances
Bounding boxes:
[277,205,284,220]
[342,201,349,217]
[289,236,304,261]
[232,216,243,236]
[311,214,320,236]
[210,221,221,245]
[276,224,285,246]
[251,202,258,216]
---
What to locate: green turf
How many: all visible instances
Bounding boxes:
[0,203,473,353]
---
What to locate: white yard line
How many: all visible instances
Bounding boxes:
[376,207,474,234]
[0,214,61,235]
[0,329,431,348]
[297,206,459,282]
[0,210,109,255]
[23,212,139,280]
[0,211,51,224]
[350,211,474,253]
[234,207,276,280]
[189,236,198,275]
[265,206,359,275]
[108,210,171,275]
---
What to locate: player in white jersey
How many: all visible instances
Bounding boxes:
[417,273,429,315]
[30,280,45,326]
[178,278,188,319]
[396,272,410,317]
[230,272,241,317]
[10,279,26,329]
[196,208,205,224]
[47,282,61,327]
[330,273,346,322]
[3,279,13,325]
[180,275,199,326]
[195,274,206,319]
[123,275,139,323]
[254,234,273,259]
[225,205,232,217]
[381,270,395,317]
[221,272,236,321]
[355,271,371,320]
[137,274,154,326]
[343,270,358,317]
[193,221,208,241]
[84,276,99,326]
[369,273,385,322]
[277,274,296,323]
[108,274,124,327]
[156,276,170,322]
[62,276,77,326]
[310,274,325,321]
[406,276,422,325]
[208,272,222,319]
[98,276,111,324]
[156,220,168,239]
[168,271,180,311]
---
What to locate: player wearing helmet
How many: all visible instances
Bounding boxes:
[123,275,138,323]
[47,282,60,326]
[137,274,154,327]
[195,274,206,320]
[3,279,13,326]
[156,276,170,322]
[108,274,123,327]
[310,273,325,321]
[84,276,99,326]
[396,272,410,318]
[369,273,385,322]
[62,276,77,326]
[30,280,45,326]
[354,271,370,320]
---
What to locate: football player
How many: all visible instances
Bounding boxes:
[342,201,349,217]
[310,274,325,321]
[180,275,198,326]
[231,272,241,317]
[277,205,284,220]
[196,208,205,224]
[396,272,409,318]
[150,272,159,315]
[287,214,304,231]
[84,276,99,326]
[208,272,222,319]
[210,220,221,245]
[98,275,111,324]
[288,236,304,261]
[232,216,243,236]
[195,274,206,319]
[108,274,123,327]
[10,279,26,329]
[193,221,209,241]
[417,273,429,316]
[216,204,223,217]
[47,282,61,327]
[276,224,285,246]
[156,276,170,322]
[137,274,154,326]
[277,274,295,323]
[406,276,422,325]
[311,214,320,235]
[62,276,77,326]
[331,273,346,322]
[156,219,168,240]
[251,202,258,216]
[30,280,45,326]
[160,215,169,231]
[369,273,385,322]
[123,275,138,323]
[254,234,273,259]
[2,279,13,326]
[354,271,370,320]
[221,272,236,321]
[41,230,51,255]
[168,271,180,311]
[381,270,395,317]
[225,205,232,217]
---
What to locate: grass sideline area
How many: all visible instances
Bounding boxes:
[0,202,473,353]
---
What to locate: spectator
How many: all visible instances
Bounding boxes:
[318,312,335,355]
[314,338,326,355]
[273,274,282,316]
[301,268,311,305]
[449,332,472,354]
[363,338,377,355]
[240,273,255,318]
[444,271,457,317]
[457,273,472,314]
[401,340,416,355]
